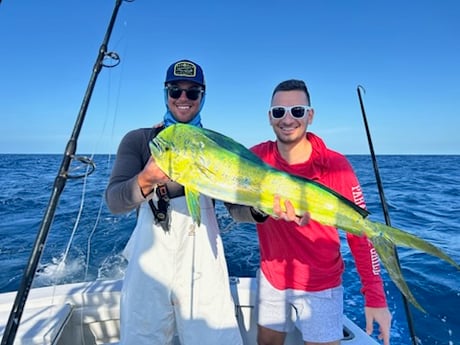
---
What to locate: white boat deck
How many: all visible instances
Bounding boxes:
[0,278,378,345]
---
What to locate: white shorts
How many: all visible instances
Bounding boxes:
[258,270,343,343]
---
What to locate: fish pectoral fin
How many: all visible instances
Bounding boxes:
[185,187,201,226]
[370,234,427,313]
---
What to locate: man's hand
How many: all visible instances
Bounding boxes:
[365,306,392,345]
[137,157,170,197]
[272,194,310,226]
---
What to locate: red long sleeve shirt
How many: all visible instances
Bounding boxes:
[251,132,387,308]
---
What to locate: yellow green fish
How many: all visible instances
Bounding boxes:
[149,123,459,312]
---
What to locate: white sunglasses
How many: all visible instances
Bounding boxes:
[269,105,311,120]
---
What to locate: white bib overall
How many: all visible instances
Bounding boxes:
[120,195,243,345]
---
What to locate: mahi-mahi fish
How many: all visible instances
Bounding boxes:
[149,123,459,312]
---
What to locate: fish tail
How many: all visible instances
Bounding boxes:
[367,227,426,312]
[370,221,460,270]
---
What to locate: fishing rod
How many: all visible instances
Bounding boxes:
[1,1,130,344]
[356,85,418,345]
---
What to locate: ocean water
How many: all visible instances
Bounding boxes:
[0,154,459,345]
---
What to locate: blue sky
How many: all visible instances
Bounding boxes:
[1,0,459,154]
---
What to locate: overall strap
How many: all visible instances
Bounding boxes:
[147,125,170,231]
[148,187,170,232]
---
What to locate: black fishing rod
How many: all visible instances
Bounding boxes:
[356,85,418,345]
[1,1,130,344]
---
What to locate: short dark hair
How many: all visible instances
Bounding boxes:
[271,79,311,105]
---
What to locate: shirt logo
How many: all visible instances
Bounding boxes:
[351,185,366,209]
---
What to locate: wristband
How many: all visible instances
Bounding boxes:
[250,207,269,222]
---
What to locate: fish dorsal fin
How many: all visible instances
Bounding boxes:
[198,126,264,165]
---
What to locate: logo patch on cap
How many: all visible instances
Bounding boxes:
[173,61,197,78]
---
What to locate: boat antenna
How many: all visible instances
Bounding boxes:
[356,85,418,345]
[1,1,132,344]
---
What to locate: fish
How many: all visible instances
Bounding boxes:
[149,123,460,312]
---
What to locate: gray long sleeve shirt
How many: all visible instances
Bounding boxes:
[105,127,183,214]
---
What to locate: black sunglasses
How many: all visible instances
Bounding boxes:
[269,105,311,120]
[166,86,204,101]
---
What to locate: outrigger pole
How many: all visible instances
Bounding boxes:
[1,1,130,344]
[356,86,418,345]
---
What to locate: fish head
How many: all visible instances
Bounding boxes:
[149,124,198,182]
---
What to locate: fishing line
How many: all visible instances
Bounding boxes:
[69,15,131,345]
[34,67,123,281]
[56,155,98,281]
[82,11,131,282]
[81,14,130,278]
[40,0,129,282]
[220,220,238,233]
[356,85,418,345]
[84,176,106,280]
[79,14,132,345]
[0,1,129,344]
[78,61,125,282]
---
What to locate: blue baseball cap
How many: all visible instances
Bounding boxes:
[165,59,205,89]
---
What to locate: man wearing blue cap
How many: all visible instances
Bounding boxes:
[106,59,243,345]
